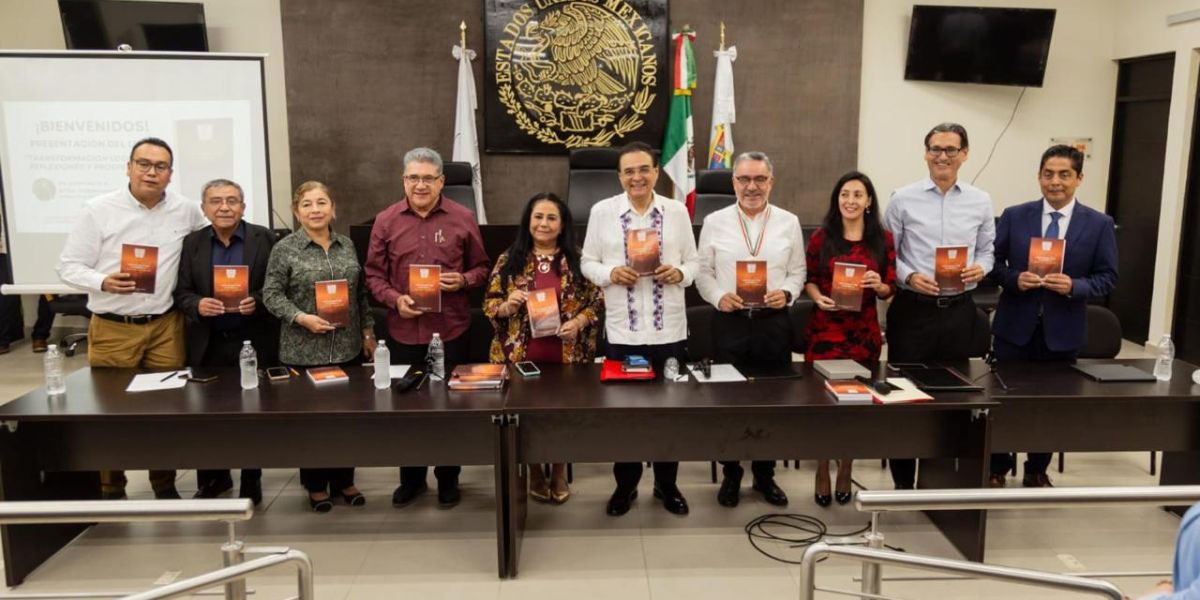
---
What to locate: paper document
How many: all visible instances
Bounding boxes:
[871,378,933,404]
[126,371,189,393]
[388,365,414,379]
[688,363,748,383]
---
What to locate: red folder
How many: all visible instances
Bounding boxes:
[600,359,655,382]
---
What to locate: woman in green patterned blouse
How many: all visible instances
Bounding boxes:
[484,192,603,504]
[263,180,376,513]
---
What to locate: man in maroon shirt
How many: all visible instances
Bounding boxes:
[365,147,490,508]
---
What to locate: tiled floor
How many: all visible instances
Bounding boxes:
[0,336,1181,599]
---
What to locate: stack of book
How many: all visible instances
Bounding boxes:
[622,355,651,373]
[307,366,349,384]
[824,379,873,403]
[447,364,509,390]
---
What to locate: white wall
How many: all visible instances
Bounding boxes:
[860,0,1118,214]
[1111,0,1200,348]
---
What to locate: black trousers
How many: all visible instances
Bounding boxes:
[289,359,359,494]
[885,290,978,488]
[712,309,792,482]
[0,258,23,345]
[32,295,54,340]
[196,333,262,489]
[390,333,471,488]
[989,318,1077,477]
[607,341,687,490]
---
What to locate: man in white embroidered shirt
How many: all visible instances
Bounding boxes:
[56,137,209,500]
[581,141,699,517]
[695,151,805,509]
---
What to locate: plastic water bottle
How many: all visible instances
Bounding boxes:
[374,340,391,390]
[663,357,680,382]
[239,340,258,390]
[44,344,66,396]
[1154,333,1174,382]
[428,333,445,380]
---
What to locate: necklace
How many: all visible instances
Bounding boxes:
[533,248,557,273]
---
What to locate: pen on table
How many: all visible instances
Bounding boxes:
[289,368,300,377]
[159,370,180,382]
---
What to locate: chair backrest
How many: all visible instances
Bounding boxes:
[1079,304,1122,359]
[567,148,623,223]
[46,294,91,318]
[685,305,714,361]
[466,308,495,363]
[692,169,736,224]
[968,306,991,358]
[441,161,477,215]
[790,298,814,354]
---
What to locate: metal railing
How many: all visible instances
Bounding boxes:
[855,485,1200,512]
[798,543,1123,600]
[121,549,313,600]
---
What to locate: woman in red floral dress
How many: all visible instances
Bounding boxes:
[804,171,896,507]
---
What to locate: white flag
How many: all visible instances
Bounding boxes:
[707,46,737,169]
[452,43,486,224]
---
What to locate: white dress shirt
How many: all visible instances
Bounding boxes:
[581,192,699,346]
[57,187,208,315]
[884,177,995,293]
[695,203,806,308]
[1041,197,1076,239]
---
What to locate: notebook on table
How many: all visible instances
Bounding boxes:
[1070,363,1157,382]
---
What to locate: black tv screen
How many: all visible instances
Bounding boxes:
[904,5,1055,87]
[59,0,208,52]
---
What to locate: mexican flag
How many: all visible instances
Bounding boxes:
[662,29,696,217]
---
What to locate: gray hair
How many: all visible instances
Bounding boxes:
[200,178,244,201]
[403,147,443,174]
[732,151,773,175]
[924,122,969,149]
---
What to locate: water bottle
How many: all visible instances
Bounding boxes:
[663,357,680,382]
[1154,333,1174,382]
[239,340,258,390]
[428,333,445,380]
[374,340,391,390]
[44,344,66,396]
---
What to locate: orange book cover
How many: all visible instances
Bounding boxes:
[1028,237,1065,277]
[526,288,561,339]
[120,243,158,294]
[409,264,442,313]
[212,265,249,311]
[831,261,866,312]
[314,279,350,328]
[448,363,509,390]
[307,366,349,384]
[625,228,661,276]
[824,379,873,397]
[934,245,969,294]
[736,260,767,307]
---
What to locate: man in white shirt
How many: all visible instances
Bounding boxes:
[581,141,699,517]
[57,137,209,500]
[695,151,805,508]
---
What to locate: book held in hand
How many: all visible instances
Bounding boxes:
[213,265,249,311]
[527,288,561,339]
[448,363,509,390]
[625,228,661,276]
[409,264,442,313]
[1027,237,1065,277]
[825,379,873,403]
[120,243,158,294]
[307,366,349,384]
[736,260,767,307]
[934,245,969,294]
[831,261,866,311]
[314,279,350,328]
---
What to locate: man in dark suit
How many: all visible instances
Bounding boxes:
[174,179,279,505]
[988,144,1118,488]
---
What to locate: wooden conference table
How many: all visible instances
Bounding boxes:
[0,359,1195,583]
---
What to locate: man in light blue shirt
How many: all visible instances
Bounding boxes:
[1140,503,1200,600]
[882,122,995,489]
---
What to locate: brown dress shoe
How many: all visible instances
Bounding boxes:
[1022,473,1054,488]
[31,339,48,353]
[987,474,1006,488]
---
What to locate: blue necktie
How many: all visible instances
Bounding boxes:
[1045,211,1063,239]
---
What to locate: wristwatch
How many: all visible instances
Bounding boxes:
[782,290,793,305]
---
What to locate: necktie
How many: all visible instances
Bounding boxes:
[1045,211,1063,239]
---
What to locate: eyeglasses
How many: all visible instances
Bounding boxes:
[204,198,244,207]
[927,146,962,157]
[132,159,172,174]
[734,175,771,186]
[403,174,443,185]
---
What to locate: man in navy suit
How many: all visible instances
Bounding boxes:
[988,144,1118,487]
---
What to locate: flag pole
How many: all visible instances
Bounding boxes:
[460,20,466,50]
[720,21,725,52]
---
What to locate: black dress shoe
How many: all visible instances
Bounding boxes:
[652,484,689,515]
[239,480,263,506]
[716,477,740,507]
[1022,472,1054,488]
[339,490,366,506]
[606,487,638,516]
[437,483,461,508]
[155,487,182,500]
[193,478,234,499]
[752,478,788,507]
[392,482,428,507]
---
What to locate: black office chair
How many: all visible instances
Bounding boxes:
[46,294,91,357]
[968,307,992,358]
[466,308,494,364]
[1056,305,1129,474]
[692,169,735,224]
[685,305,714,362]
[442,161,478,216]
[566,148,624,224]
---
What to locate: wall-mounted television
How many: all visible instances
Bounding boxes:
[59,0,208,52]
[904,5,1055,87]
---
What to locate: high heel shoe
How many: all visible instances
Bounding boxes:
[338,489,366,506]
[814,467,832,508]
[814,492,832,507]
[550,477,570,504]
[308,493,333,513]
[835,461,853,505]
